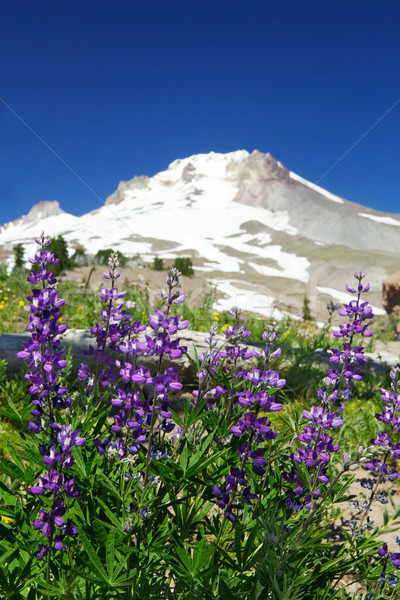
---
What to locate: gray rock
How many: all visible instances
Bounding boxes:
[0,328,231,383]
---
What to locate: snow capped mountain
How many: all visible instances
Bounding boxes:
[1,150,399,319]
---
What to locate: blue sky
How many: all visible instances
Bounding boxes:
[1,0,400,224]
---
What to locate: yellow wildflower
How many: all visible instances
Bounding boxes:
[0,515,14,524]
[18,300,25,308]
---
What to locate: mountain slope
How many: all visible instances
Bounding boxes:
[1,150,399,319]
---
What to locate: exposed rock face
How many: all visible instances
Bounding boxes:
[105,175,150,206]
[0,200,64,233]
[23,200,64,222]
[382,271,400,315]
[234,152,400,253]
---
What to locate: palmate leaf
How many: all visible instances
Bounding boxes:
[0,458,25,481]
[71,445,88,479]
[175,495,214,536]
[191,535,214,576]
[97,472,123,501]
[170,405,185,428]
[35,581,65,597]
[96,496,122,528]
[0,397,21,422]
[79,531,109,584]
[179,438,189,472]
[150,456,184,484]
[0,480,17,506]
[6,441,25,474]
[0,544,15,567]
[0,568,9,593]
[219,577,240,600]
[186,449,225,480]
[185,344,200,371]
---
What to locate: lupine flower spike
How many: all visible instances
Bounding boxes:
[18,234,85,559]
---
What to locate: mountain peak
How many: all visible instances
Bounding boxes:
[1,149,400,318]
[25,200,65,222]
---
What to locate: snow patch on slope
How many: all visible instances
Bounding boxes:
[211,279,285,319]
[316,286,386,316]
[289,172,344,204]
[66,156,309,282]
[358,213,400,227]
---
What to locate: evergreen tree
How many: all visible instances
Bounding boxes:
[173,257,194,277]
[302,294,312,321]
[50,235,71,275]
[93,248,127,267]
[153,257,164,271]
[14,243,24,270]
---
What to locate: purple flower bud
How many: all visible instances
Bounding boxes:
[378,542,388,557]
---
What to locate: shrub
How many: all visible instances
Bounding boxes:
[153,256,164,271]
[302,293,312,320]
[49,234,72,275]
[94,248,127,266]
[173,256,193,276]
[13,243,24,270]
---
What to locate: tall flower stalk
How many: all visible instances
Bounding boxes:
[213,321,286,522]
[284,272,374,524]
[17,234,85,561]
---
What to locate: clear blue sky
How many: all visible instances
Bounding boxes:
[1,0,400,224]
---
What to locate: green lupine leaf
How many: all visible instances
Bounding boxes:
[79,531,109,583]
[105,529,115,578]
[72,446,87,478]
[170,407,185,428]
[97,472,123,501]
[0,458,24,481]
[6,440,25,472]
[96,496,122,528]
[186,450,225,479]
[2,397,21,422]
[0,568,9,591]
[35,582,64,597]
[179,439,189,472]
[0,480,16,505]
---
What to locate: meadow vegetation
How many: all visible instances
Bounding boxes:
[1,237,400,599]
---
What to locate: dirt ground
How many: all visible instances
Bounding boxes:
[61,264,222,312]
[331,469,400,551]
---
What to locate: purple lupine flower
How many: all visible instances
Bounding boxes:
[92,264,187,471]
[18,234,85,559]
[378,542,388,557]
[283,272,374,511]
[212,321,285,521]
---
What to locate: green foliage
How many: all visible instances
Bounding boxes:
[14,243,25,270]
[49,235,72,275]
[0,270,32,334]
[153,256,164,271]
[2,252,400,598]
[174,257,194,276]
[302,293,312,321]
[94,248,127,266]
